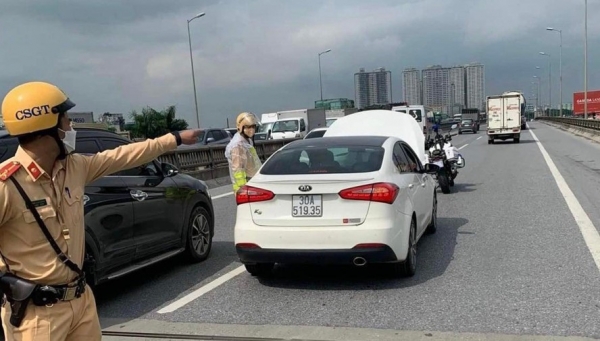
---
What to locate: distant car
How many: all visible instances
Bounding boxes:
[234,110,439,278]
[458,119,477,134]
[225,128,237,137]
[303,127,328,139]
[0,128,215,286]
[177,128,230,149]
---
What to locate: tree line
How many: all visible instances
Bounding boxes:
[123,105,189,139]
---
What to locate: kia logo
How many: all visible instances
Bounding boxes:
[298,185,312,192]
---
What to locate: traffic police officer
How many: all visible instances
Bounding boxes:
[0,81,201,340]
[224,112,262,193]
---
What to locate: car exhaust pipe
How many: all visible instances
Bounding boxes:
[353,257,367,266]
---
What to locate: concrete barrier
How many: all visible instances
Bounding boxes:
[537,117,600,144]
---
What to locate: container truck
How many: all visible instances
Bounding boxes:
[486,91,525,144]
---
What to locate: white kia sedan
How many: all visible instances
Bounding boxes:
[234,134,440,278]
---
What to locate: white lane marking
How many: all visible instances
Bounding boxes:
[477,136,482,140]
[212,192,233,199]
[458,144,468,150]
[157,265,246,313]
[529,129,600,272]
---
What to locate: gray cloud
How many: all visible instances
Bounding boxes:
[0,0,598,128]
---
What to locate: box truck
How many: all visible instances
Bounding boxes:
[487,91,525,144]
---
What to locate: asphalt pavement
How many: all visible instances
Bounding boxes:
[96,123,600,340]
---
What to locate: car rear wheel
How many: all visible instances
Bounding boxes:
[186,206,213,262]
[426,195,437,234]
[402,219,418,277]
[388,218,417,278]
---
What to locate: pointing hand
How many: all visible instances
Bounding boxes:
[179,129,203,145]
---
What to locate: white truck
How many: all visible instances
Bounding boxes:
[254,112,278,141]
[325,108,358,127]
[486,91,525,144]
[270,108,327,139]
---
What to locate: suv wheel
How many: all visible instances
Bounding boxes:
[186,206,213,262]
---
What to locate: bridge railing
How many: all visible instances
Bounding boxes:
[155,138,301,180]
[536,117,600,130]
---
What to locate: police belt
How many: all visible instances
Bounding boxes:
[33,276,86,305]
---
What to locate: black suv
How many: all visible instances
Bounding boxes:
[0,128,215,287]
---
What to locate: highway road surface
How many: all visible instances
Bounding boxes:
[95,121,600,340]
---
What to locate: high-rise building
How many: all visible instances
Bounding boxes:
[466,63,485,111]
[448,66,466,106]
[422,65,450,111]
[354,67,392,109]
[402,68,421,105]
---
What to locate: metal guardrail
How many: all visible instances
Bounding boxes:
[536,116,600,130]
[156,138,301,180]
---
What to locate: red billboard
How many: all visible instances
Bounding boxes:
[573,90,600,115]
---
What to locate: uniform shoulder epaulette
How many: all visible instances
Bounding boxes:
[0,161,22,181]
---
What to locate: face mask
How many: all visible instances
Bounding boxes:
[59,129,77,154]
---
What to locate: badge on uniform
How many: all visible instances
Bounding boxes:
[30,199,48,208]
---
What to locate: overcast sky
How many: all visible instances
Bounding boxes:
[1,0,598,128]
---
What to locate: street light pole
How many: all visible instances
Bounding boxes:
[533,77,541,113]
[547,28,563,117]
[540,52,552,116]
[318,49,331,101]
[584,0,588,119]
[535,66,543,108]
[187,12,205,129]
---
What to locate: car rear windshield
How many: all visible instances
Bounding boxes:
[260,145,385,175]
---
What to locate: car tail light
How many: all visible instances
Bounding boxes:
[338,182,399,204]
[235,243,261,249]
[353,243,387,249]
[236,185,275,205]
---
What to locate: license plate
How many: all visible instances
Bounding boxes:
[292,195,322,217]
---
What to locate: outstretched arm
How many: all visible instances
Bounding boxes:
[79,130,200,184]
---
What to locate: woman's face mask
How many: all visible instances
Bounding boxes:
[59,128,77,153]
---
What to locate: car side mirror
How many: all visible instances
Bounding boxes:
[423,163,440,174]
[206,137,215,143]
[161,162,179,177]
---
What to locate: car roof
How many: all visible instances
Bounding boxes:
[284,135,389,149]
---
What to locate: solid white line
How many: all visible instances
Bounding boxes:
[458,144,468,150]
[157,265,246,313]
[212,192,233,199]
[529,129,600,272]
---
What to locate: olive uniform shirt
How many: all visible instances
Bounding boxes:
[0,134,177,285]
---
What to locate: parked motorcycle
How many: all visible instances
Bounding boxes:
[426,129,465,194]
